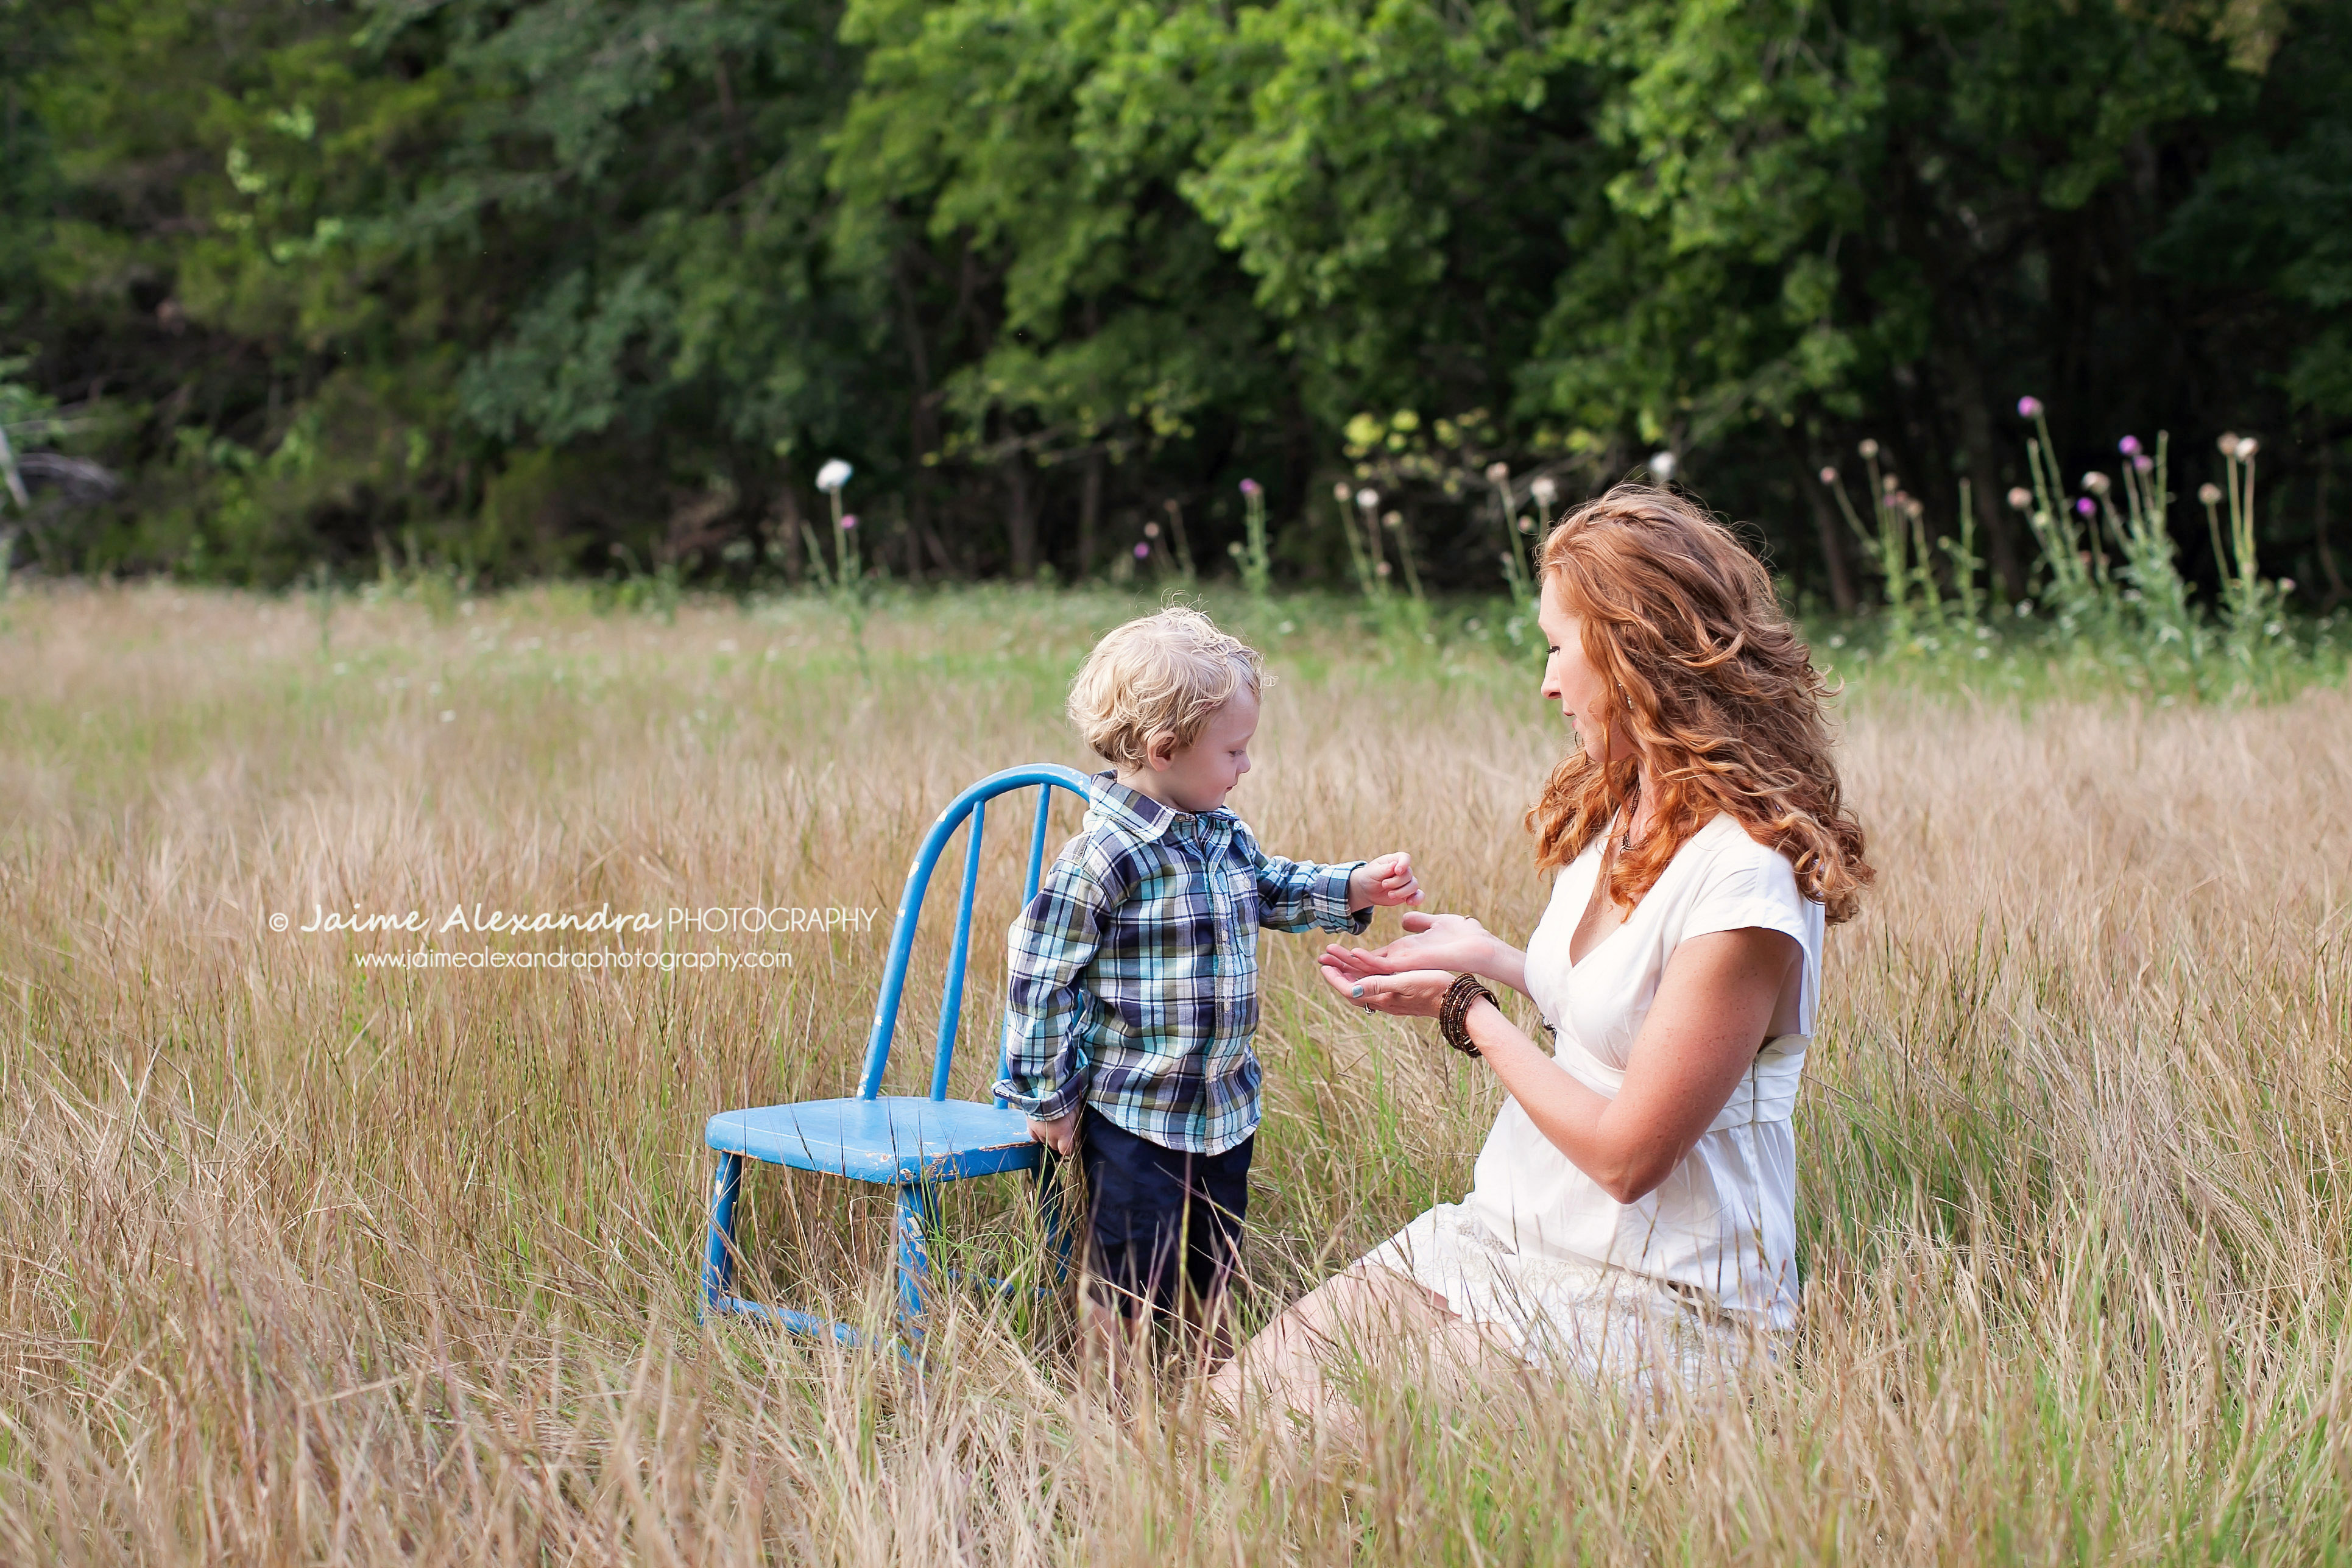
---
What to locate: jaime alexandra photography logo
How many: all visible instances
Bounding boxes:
[268,901,883,936]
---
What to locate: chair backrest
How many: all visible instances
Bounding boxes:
[855,763,1093,1102]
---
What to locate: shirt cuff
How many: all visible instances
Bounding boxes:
[1313,860,1374,935]
[992,1065,1090,1123]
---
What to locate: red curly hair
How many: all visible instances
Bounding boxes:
[1528,484,1873,924]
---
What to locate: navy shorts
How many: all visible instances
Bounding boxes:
[1076,1106,1252,1316]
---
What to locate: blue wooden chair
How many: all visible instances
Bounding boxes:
[700,763,1092,1346]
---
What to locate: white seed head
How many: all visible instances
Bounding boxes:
[1858,438,1880,461]
[1530,476,1558,504]
[1355,488,1379,510]
[1647,451,1676,481]
[2007,487,2032,510]
[1485,461,1510,482]
[2198,482,2223,505]
[2082,471,2110,496]
[2234,436,2259,460]
[815,458,853,492]
[2217,432,2239,456]
[1333,482,1352,503]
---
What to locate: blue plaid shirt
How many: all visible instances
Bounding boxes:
[992,772,1372,1154]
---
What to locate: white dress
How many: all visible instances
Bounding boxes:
[1360,813,1823,1388]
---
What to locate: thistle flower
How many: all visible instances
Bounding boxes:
[2016,397,2043,418]
[2118,435,2141,456]
[2082,471,2110,496]
[1134,542,1150,559]
[815,458,853,492]
[1530,476,1558,506]
[2074,498,2095,517]
[2234,436,2259,460]
[840,513,858,529]
[1485,461,1510,483]
[1648,451,1676,482]
[1819,466,1838,486]
[2007,487,2033,510]
[1859,438,1880,460]
[1239,478,1262,497]
[2198,482,2222,505]
[2133,454,2153,474]
[1355,488,1380,511]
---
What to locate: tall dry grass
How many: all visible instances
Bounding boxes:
[2,582,2348,1564]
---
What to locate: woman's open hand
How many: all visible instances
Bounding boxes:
[1322,910,1497,980]
[1318,957,1457,1019]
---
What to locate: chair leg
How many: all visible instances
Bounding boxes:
[702,1152,743,1316]
[894,1182,938,1333]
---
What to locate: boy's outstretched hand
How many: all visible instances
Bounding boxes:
[1348,852,1424,913]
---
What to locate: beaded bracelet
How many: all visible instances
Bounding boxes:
[1438,973,1497,1057]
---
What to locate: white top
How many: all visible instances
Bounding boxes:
[1455,812,1823,1332]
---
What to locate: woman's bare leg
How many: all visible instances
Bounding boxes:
[1207,1265,1489,1432]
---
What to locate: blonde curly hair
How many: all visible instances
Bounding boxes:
[1068,606,1264,769]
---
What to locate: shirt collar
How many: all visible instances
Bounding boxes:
[1086,770,1232,846]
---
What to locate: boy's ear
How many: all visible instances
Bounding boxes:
[1143,730,1179,771]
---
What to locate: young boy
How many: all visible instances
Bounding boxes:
[993,607,1422,1359]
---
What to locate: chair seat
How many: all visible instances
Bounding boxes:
[707,1097,1045,1184]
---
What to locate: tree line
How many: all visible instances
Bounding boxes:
[1,0,2345,607]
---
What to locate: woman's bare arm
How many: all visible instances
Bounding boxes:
[1320,927,1798,1204]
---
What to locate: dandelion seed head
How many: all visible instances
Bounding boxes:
[2081,472,2110,496]
[1382,511,1402,528]
[2217,432,2240,456]
[1332,482,1352,503]
[1647,451,1676,481]
[1485,461,1510,483]
[2235,436,2259,460]
[1355,488,1380,511]
[1143,521,1160,539]
[1881,474,1899,494]
[2007,487,2033,510]
[815,458,853,493]
[1819,467,1838,486]
[1530,476,1558,505]
[1859,438,1881,459]
[1374,560,1391,577]
[2198,482,2223,504]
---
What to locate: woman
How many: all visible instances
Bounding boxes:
[1212,484,1873,1415]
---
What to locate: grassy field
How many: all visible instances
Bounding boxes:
[4,582,2350,1564]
